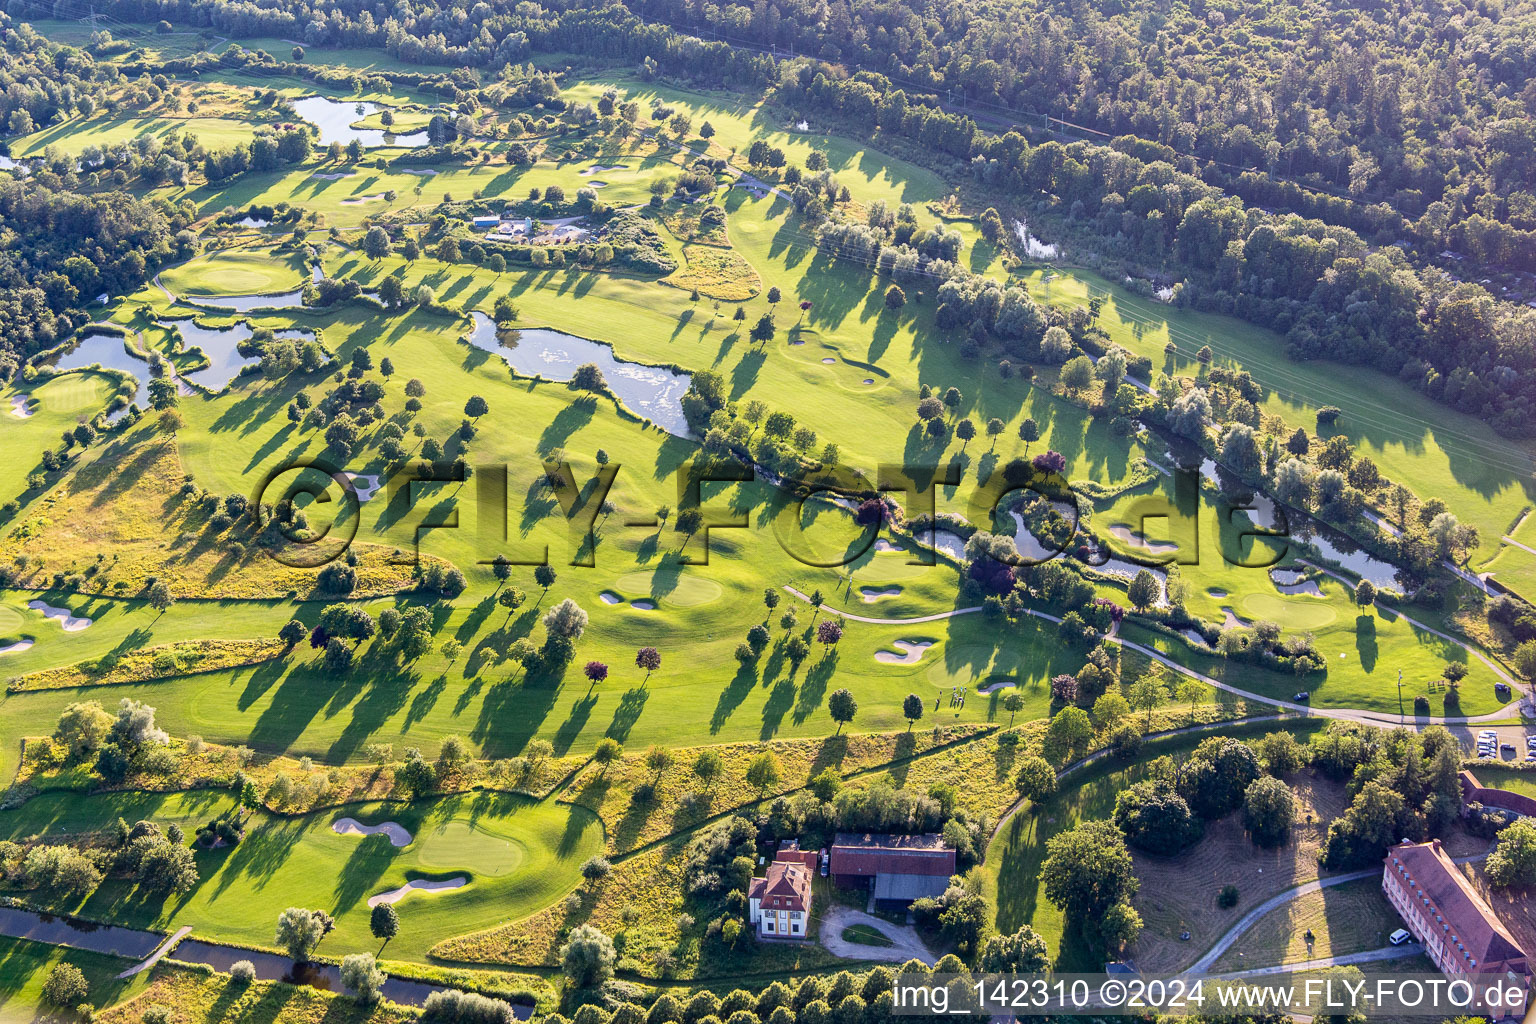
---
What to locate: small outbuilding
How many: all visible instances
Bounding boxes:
[829,832,955,910]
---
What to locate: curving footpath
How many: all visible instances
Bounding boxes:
[782,586,1523,727]
[117,925,193,979]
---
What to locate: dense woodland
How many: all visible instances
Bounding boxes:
[4,0,1535,438]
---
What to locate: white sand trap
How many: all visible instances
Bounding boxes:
[1270,569,1324,596]
[1108,525,1178,555]
[599,591,622,605]
[821,357,836,364]
[580,164,628,175]
[862,378,875,384]
[10,394,34,418]
[589,181,608,188]
[977,678,1017,694]
[311,171,354,180]
[340,194,383,204]
[873,539,900,552]
[368,876,466,907]
[875,640,934,665]
[1208,588,1228,598]
[1221,607,1249,629]
[333,817,413,846]
[399,168,438,176]
[859,586,902,603]
[631,599,657,610]
[0,638,35,655]
[343,472,381,501]
[28,601,91,631]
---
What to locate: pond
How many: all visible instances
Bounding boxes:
[463,313,693,437]
[48,331,147,422]
[289,96,429,149]
[169,320,310,391]
[0,906,163,959]
[180,263,323,312]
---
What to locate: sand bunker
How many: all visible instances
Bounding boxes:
[339,194,384,204]
[343,473,381,502]
[311,171,354,180]
[333,817,412,847]
[821,357,835,364]
[0,638,35,655]
[599,591,622,605]
[588,181,608,188]
[862,378,875,384]
[631,599,657,610]
[873,539,900,552]
[1221,607,1249,629]
[28,601,91,631]
[859,586,902,603]
[1208,588,1228,598]
[1108,525,1179,555]
[10,394,34,418]
[874,640,934,665]
[580,164,628,175]
[1270,569,1324,597]
[977,678,1017,694]
[367,876,467,907]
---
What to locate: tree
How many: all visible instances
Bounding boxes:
[582,856,613,884]
[1060,355,1094,393]
[370,903,399,947]
[828,688,857,733]
[593,738,623,773]
[809,766,842,802]
[1114,780,1202,855]
[393,750,436,797]
[1041,819,1138,920]
[534,564,557,591]
[676,508,704,536]
[884,285,905,309]
[43,964,88,1008]
[498,587,524,620]
[1487,818,1536,888]
[560,923,616,988]
[1018,418,1040,453]
[275,907,330,962]
[1001,691,1025,724]
[985,418,1005,449]
[1355,579,1377,608]
[902,693,924,729]
[1127,570,1159,611]
[1243,776,1296,848]
[1127,676,1165,728]
[746,751,782,793]
[341,953,386,1004]
[465,395,489,418]
[147,580,174,615]
[693,748,724,788]
[956,419,976,448]
[363,226,389,260]
[749,313,776,345]
[584,660,609,686]
[1174,679,1205,723]
[543,598,589,644]
[636,646,662,679]
[977,926,1049,973]
[1014,756,1057,804]
[54,701,114,762]
[1044,705,1092,762]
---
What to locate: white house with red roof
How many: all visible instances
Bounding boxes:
[747,854,812,940]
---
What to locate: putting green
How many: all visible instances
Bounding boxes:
[157,250,309,296]
[614,572,723,607]
[416,819,527,876]
[0,605,23,634]
[1240,592,1338,629]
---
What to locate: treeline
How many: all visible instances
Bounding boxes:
[631,0,1536,247]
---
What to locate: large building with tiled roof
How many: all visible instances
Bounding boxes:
[1383,839,1530,1017]
[830,832,955,909]
[747,857,812,940]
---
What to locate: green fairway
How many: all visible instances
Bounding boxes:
[0,790,603,962]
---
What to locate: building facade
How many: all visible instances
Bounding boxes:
[1383,839,1529,1016]
[747,858,811,940]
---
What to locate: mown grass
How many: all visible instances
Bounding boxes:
[0,789,602,963]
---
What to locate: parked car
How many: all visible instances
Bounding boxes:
[1389,928,1412,946]
[1503,743,1516,755]
[1496,682,1511,699]
[1293,691,1310,702]
[1524,750,1534,761]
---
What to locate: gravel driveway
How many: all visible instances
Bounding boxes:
[818,906,938,964]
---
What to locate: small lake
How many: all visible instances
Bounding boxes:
[290,96,429,149]
[48,331,147,422]
[464,313,692,437]
[170,320,309,391]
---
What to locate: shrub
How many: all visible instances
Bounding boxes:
[43,964,89,1007]
[230,960,257,984]
[1217,884,1240,909]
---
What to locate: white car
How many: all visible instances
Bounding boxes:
[1389,928,1412,946]
[1480,730,1498,740]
